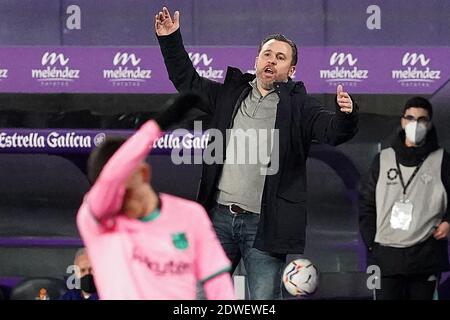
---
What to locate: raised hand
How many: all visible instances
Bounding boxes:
[336,84,353,114]
[154,7,180,36]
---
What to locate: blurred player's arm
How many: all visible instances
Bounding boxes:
[155,7,221,115]
[87,120,161,222]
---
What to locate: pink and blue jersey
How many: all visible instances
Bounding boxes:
[77,120,234,300]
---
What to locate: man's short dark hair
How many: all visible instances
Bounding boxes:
[403,96,433,119]
[258,34,298,66]
[87,136,126,184]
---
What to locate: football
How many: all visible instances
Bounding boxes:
[282,259,319,296]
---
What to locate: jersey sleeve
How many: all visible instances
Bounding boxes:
[86,120,161,223]
[76,199,102,245]
[193,205,235,299]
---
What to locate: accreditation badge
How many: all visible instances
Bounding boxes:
[390,201,413,231]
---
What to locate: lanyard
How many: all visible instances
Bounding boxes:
[395,158,424,198]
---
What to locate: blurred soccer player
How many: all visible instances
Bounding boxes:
[77,115,235,299]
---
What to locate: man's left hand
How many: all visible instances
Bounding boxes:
[433,221,450,240]
[336,84,353,114]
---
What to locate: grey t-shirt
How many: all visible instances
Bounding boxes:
[217,80,279,213]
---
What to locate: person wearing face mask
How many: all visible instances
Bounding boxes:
[60,248,98,300]
[360,96,450,300]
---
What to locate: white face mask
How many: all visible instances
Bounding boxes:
[404,121,428,145]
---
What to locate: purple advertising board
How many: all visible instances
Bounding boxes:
[0,46,449,94]
[0,46,449,95]
[300,47,450,94]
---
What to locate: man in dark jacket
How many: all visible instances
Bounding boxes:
[360,97,450,300]
[155,7,358,299]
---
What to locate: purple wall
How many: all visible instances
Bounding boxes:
[1,1,448,95]
[0,0,449,46]
[0,0,61,45]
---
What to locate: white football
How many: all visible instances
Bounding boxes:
[282,259,319,296]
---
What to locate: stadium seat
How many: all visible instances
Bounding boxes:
[9,277,67,300]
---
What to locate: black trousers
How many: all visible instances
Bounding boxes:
[376,274,438,300]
